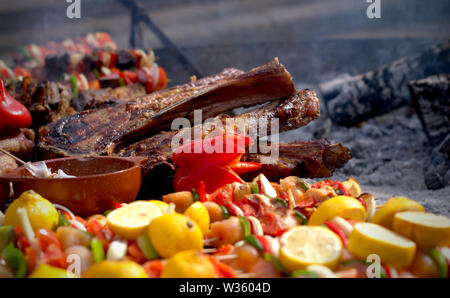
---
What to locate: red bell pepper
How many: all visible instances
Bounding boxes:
[173,133,261,194]
[196,181,208,202]
[36,229,67,268]
[142,260,164,278]
[0,80,31,129]
[208,256,237,278]
[324,221,349,247]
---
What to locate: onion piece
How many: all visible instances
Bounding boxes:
[306,265,337,278]
[106,240,128,261]
[247,216,263,236]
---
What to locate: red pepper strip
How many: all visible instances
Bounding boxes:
[356,197,367,209]
[296,196,317,208]
[36,229,67,269]
[214,244,234,256]
[255,235,273,254]
[382,265,391,278]
[113,202,123,209]
[230,162,262,175]
[142,260,164,278]
[259,212,280,237]
[208,256,237,278]
[324,221,349,247]
[333,181,351,196]
[0,80,31,129]
[197,181,208,202]
[127,242,147,264]
[24,246,38,273]
[14,226,30,252]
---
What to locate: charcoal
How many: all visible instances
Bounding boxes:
[424,134,450,190]
[321,41,450,126]
[409,74,450,146]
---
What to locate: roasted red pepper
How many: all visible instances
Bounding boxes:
[173,133,261,193]
[324,221,349,247]
[0,80,31,129]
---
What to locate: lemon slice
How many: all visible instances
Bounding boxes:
[279,226,343,272]
[370,196,424,229]
[348,222,416,267]
[308,195,366,226]
[82,260,148,278]
[149,200,169,213]
[107,201,162,240]
[392,211,450,248]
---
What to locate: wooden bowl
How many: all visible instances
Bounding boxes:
[0,156,147,217]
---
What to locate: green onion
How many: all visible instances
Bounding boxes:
[380,265,388,278]
[245,235,263,252]
[294,211,308,225]
[264,253,288,274]
[192,188,200,202]
[137,234,159,260]
[296,177,309,191]
[69,74,79,97]
[274,198,288,208]
[291,269,318,278]
[239,216,251,237]
[0,226,16,251]
[93,69,101,79]
[220,205,230,219]
[58,213,70,227]
[249,182,259,194]
[90,238,105,263]
[2,243,27,278]
[429,248,448,278]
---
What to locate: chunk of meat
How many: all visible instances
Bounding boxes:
[207,216,244,247]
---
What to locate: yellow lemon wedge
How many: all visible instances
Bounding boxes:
[107,200,162,240]
[308,195,366,226]
[370,196,425,229]
[149,200,169,213]
[4,190,59,231]
[279,226,343,272]
[392,211,450,248]
[148,213,203,258]
[161,250,216,278]
[348,222,416,267]
[82,260,148,278]
[29,264,78,278]
[342,177,362,198]
[184,202,210,234]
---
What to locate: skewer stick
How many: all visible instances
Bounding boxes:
[0,148,26,165]
[201,248,218,254]
[215,254,238,261]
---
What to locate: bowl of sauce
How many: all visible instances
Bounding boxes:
[0,156,147,217]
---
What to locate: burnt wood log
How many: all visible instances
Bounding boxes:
[409,74,450,146]
[321,41,450,126]
[424,134,450,190]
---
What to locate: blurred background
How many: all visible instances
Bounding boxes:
[0,0,449,212]
[0,0,449,85]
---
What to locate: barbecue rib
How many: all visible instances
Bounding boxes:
[240,140,352,181]
[37,58,295,159]
[115,89,350,198]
